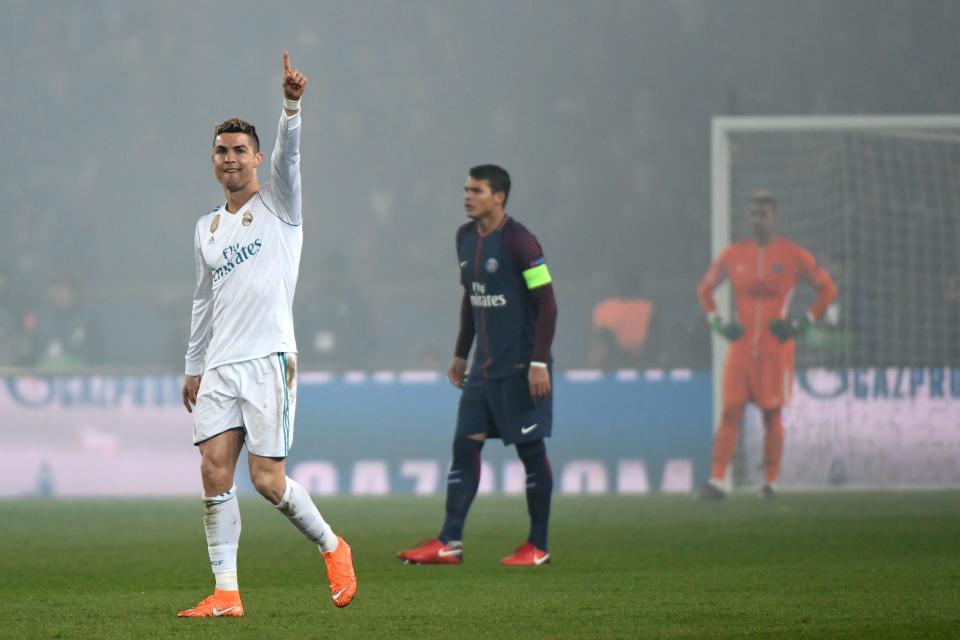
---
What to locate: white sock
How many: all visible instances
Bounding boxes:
[203,485,241,591]
[214,570,238,592]
[275,476,339,553]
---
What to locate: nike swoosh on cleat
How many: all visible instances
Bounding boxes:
[520,423,538,435]
[212,605,240,616]
[331,583,353,602]
[533,552,550,565]
[460,261,468,267]
[437,548,463,558]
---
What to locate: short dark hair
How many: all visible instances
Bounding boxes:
[469,164,511,206]
[750,189,777,207]
[213,118,260,152]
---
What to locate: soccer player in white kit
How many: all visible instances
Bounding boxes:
[178,53,356,617]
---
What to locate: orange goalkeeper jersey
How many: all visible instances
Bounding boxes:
[698,235,838,358]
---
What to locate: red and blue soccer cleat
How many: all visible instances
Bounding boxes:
[500,543,550,566]
[397,538,463,564]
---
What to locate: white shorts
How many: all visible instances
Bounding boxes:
[193,353,298,458]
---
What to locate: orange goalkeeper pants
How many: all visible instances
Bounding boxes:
[711,351,792,483]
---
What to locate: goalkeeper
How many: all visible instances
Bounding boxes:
[696,190,837,500]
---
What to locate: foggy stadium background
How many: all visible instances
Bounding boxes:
[3,0,958,374]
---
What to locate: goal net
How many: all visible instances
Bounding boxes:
[711,115,960,489]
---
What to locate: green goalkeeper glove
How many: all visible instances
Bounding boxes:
[769,314,812,342]
[708,314,743,342]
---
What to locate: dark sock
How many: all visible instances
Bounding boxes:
[439,436,484,544]
[517,439,553,551]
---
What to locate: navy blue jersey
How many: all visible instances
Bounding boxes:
[456,216,554,379]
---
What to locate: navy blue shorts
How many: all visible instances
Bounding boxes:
[455,372,553,445]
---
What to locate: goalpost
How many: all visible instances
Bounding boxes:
[710,115,960,489]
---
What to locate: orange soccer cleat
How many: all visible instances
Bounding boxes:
[177,588,244,618]
[500,543,550,566]
[397,538,463,565]
[323,536,357,608]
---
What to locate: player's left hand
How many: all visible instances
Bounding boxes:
[769,315,812,342]
[529,365,551,402]
[282,51,307,101]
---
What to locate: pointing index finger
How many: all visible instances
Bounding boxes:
[283,51,291,72]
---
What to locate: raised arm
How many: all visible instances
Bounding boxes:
[269,52,308,225]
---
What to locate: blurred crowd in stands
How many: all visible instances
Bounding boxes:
[1,1,958,373]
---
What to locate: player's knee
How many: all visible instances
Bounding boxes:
[721,405,745,424]
[762,408,782,429]
[516,439,546,464]
[199,457,233,492]
[250,471,285,504]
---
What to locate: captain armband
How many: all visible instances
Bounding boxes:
[522,259,552,290]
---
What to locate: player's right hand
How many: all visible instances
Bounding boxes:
[182,375,202,413]
[709,315,744,342]
[447,357,467,389]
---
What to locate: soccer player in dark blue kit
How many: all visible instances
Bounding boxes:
[398,165,558,566]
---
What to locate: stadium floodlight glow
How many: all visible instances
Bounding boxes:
[710,114,960,489]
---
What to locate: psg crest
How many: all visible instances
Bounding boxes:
[209,213,220,233]
[485,258,499,273]
[242,211,253,226]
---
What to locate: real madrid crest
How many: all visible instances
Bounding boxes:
[242,211,253,226]
[485,257,499,273]
[209,213,220,233]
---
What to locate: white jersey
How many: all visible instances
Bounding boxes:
[185,109,303,376]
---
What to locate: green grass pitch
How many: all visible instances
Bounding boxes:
[1,493,958,639]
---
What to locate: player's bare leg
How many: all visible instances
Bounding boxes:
[760,409,784,500]
[250,454,357,608]
[179,430,245,617]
